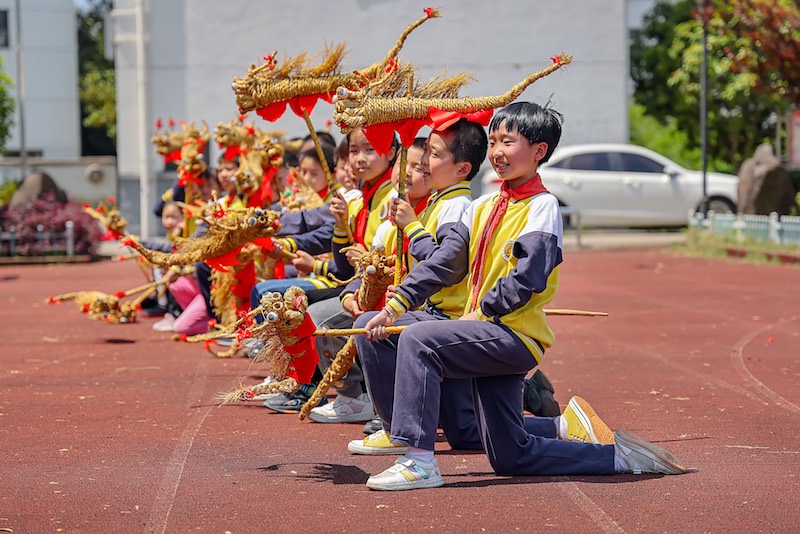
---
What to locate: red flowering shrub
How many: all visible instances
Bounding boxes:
[1,192,104,256]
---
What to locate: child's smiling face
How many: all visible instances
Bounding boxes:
[348,129,394,183]
[422,131,466,191]
[161,204,182,233]
[488,122,547,188]
[391,145,429,202]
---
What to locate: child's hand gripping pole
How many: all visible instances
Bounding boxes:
[298,325,407,420]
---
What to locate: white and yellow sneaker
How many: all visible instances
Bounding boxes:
[366,456,444,491]
[348,429,410,455]
[560,396,615,445]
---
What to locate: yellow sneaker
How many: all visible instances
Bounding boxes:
[348,429,410,455]
[560,396,615,445]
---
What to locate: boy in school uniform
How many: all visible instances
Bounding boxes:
[262,128,398,415]
[350,119,565,453]
[347,120,487,450]
[357,102,687,490]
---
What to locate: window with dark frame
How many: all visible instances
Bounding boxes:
[0,10,8,49]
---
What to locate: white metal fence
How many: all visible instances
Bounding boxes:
[0,221,76,257]
[689,210,800,246]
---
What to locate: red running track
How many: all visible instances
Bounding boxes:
[0,249,798,532]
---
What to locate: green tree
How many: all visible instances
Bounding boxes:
[716,0,800,106]
[667,15,788,172]
[630,0,695,122]
[630,0,789,174]
[0,56,16,153]
[77,0,116,155]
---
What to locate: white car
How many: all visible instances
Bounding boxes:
[477,143,739,227]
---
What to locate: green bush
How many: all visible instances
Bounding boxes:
[0,178,18,207]
[629,103,735,174]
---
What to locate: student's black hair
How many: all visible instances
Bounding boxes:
[346,130,401,167]
[411,137,427,150]
[217,153,240,166]
[334,137,349,164]
[489,101,563,163]
[303,131,337,149]
[298,142,335,173]
[438,118,488,181]
[282,150,299,169]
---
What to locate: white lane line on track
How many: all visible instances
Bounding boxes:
[557,478,625,533]
[730,315,800,415]
[146,357,213,534]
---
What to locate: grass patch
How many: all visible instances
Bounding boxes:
[674,228,800,266]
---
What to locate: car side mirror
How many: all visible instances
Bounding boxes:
[663,165,679,178]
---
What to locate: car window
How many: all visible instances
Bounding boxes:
[618,152,665,173]
[563,152,612,171]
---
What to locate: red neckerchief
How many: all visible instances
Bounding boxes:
[317,185,330,202]
[353,167,392,245]
[469,175,548,311]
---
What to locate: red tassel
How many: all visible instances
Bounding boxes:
[113,291,126,298]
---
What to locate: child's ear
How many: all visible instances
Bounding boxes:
[535,142,549,160]
[387,145,398,162]
[456,161,472,179]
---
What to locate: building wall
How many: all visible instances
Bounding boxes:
[0,0,80,159]
[113,0,631,232]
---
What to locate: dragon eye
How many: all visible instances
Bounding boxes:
[247,217,257,225]
[365,265,377,275]
[266,312,279,323]
[254,208,263,216]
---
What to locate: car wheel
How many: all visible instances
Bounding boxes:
[701,196,736,214]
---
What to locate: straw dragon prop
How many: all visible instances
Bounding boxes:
[122,207,282,268]
[216,286,320,403]
[298,244,398,419]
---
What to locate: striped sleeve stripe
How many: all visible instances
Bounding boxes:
[405,221,428,242]
[313,260,328,277]
[386,294,410,316]
[278,237,297,253]
[332,226,350,245]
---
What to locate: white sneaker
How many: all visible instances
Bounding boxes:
[348,429,409,455]
[366,456,444,491]
[308,393,374,423]
[152,313,176,332]
[614,429,687,475]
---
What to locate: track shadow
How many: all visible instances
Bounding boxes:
[0,274,19,282]
[104,338,136,344]
[257,462,368,485]
[442,472,673,489]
